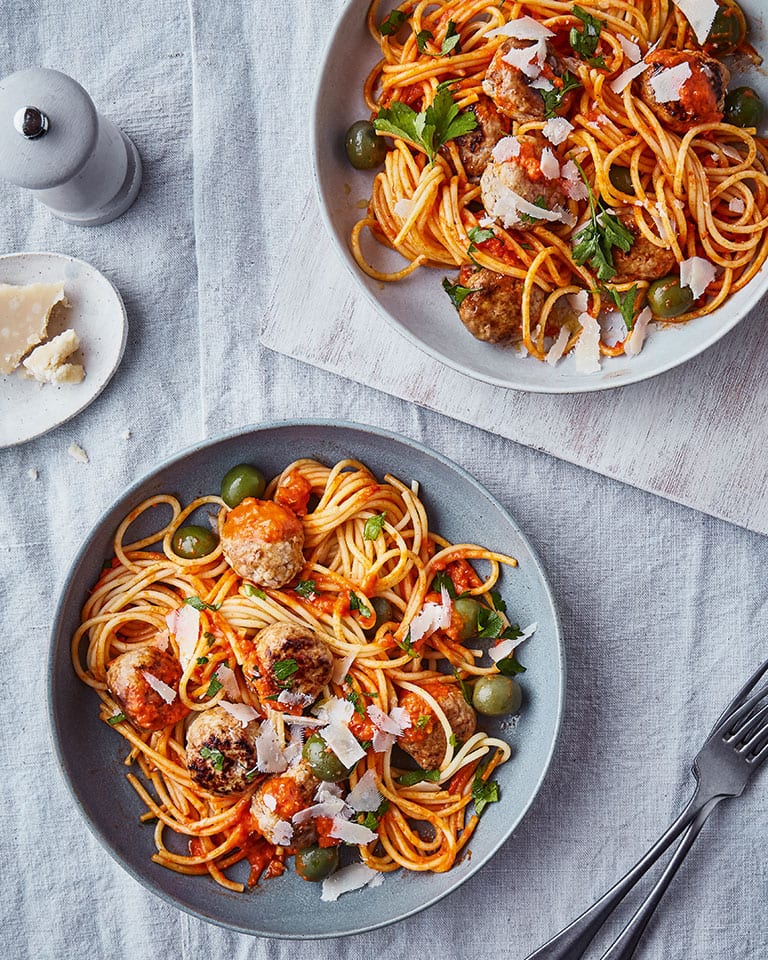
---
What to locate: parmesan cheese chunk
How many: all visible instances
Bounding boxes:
[166,604,200,673]
[501,38,548,78]
[624,306,653,357]
[491,136,521,163]
[610,60,650,95]
[219,700,260,727]
[141,671,177,704]
[674,0,719,45]
[487,16,554,41]
[322,722,367,768]
[0,281,66,375]
[22,329,84,384]
[729,197,746,215]
[329,818,378,845]
[320,864,382,902]
[573,313,602,374]
[649,62,692,103]
[618,35,642,63]
[542,117,573,146]
[489,622,538,663]
[540,147,560,180]
[346,770,383,813]
[680,256,717,299]
[545,326,570,366]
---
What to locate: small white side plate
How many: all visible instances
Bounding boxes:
[0,252,127,447]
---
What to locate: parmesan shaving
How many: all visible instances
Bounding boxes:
[141,671,176,704]
[673,0,719,45]
[329,818,378,845]
[487,15,554,41]
[500,38,548,79]
[346,770,383,812]
[618,35,642,63]
[649,62,692,103]
[277,689,313,709]
[561,161,589,201]
[393,198,414,219]
[489,622,538,663]
[313,696,355,726]
[610,60,650,94]
[540,147,560,180]
[215,664,240,699]
[542,117,573,146]
[255,721,288,773]
[219,700,260,727]
[322,722,367,768]
[624,306,653,357]
[491,136,520,163]
[263,794,277,812]
[545,326,570,366]
[292,796,349,825]
[167,604,199,672]
[729,197,746,215]
[573,312,601,374]
[320,863,382,902]
[680,256,717,299]
[271,820,294,847]
[332,653,356,686]
[569,290,590,314]
[408,587,452,644]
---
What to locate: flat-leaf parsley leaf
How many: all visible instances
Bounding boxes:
[374,81,476,163]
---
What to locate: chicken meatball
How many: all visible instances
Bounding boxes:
[106,644,189,731]
[243,621,333,707]
[250,760,320,849]
[455,96,511,180]
[185,705,261,794]
[612,212,677,281]
[221,497,304,588]
[480,135,570,231]
[398,681,476,770]
[483,38,575,122]
[456,266,546,344]
[640,50,730,133]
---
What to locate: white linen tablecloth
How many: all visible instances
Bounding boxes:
[1,1,766,957]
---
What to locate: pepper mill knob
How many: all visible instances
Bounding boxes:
[0,68,142,226]
[14,106,49,139]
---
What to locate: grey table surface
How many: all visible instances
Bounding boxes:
[0,1,766,958]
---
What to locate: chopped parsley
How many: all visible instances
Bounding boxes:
[200,746,225,772]
[415,714,431,729]
[245,766,260,782]
[603,284,639,331]
[572,163,634,281]
[442,278,475,310]
[497,653,527,676]
[360,799,390,830]
[431,570,457,598]
[472,772,500,816]
[273,658,299,682]
[294,579,317,598]
[196,656,209,665]
[395,629,418,659]
[349,591,372,619]
[453,667,474,705]
[184,596,221,611]
[363,512,387,540]
[107,712,126,725]
[243,583,267,599]
[397,768,441,786]
[467,225,495,264]
[374,80,477,164]
[347,688,366,716]
[489,590,507,614]
[570,5,605,66]
[203,631,216,647]
[477,607,504,638]
[416,20,461,57]
[205,676,223,698]
[541,71,581,119]
[449,733,458,748]
[379,8,408,35]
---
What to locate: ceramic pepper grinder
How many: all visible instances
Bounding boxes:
[0,67,142,226]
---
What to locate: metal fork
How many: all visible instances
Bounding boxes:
[523,658,768,960]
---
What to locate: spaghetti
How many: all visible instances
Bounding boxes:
[351,0,768,363]
[72,458,527,893]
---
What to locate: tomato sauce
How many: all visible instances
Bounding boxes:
[222,497,302,544]
[275,471,312,517]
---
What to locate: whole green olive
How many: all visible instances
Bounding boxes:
[724,87,765,129]
[452,597,483,641]
[608,165,635,196]
[303,733,351,782]
[706,0,746,55]
[647,276,695,318]
[171,525,219,559]
[472,675,522,717]
[366,596,394,635]
[295,844,340,882]
[220,463,266,508]
[345,120,387,170]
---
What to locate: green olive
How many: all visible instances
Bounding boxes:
[647,276,695,318]
[472,675,522,717]
[608,165,635,196]
[220,463,266,508]
[303,733,351,782]
[366,596,395,635]
[345,121,387,170]
[171,525,219,559]
[453,597,483,641]
[295,844,340,882]
[725,87,765,129]
[706,0,746,54]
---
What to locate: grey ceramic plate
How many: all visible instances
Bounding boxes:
[49,420,564,938]
[311,0,768,393]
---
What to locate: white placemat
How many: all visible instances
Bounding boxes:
[262,194,768,537]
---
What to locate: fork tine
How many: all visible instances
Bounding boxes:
[739,712,768,755]
[750,737,768,767]
[733,701,768,743]
[725,657,768,712]
[716,682,768,737]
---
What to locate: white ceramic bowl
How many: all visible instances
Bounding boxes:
[312,0,768,393]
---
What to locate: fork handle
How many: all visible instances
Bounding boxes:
[598,798,721,960]
[521,796,706,960]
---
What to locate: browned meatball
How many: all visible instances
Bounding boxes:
[456,266,546,344]
[455,96,511,180]
[244,621,333,707]
[106,644,189,731]
[480,135,570,232]
[640,50,730,133]
[250,760,320,848]
[483,38,575,122]
[221,497,305,588]
[398,682,476,770]
[185,705,261,795]
[612,212,677,280]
